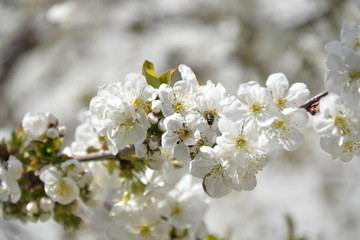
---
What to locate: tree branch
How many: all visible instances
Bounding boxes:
[73,91,329,162]
[299,91,328,115]
[74,145,134,162]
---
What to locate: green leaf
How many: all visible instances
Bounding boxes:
[205,234,221,240]
[142,60,155,72]
[159,67,177,85]
[144,68,160,88]
[142,60,160,88]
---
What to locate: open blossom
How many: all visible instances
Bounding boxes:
[313,93,360,161]
[216,117,262,165]
[110,203,171,240]
[266,73,310,110]
[195,80,228,128]
[161,112,206,161]
[0,156,23,203]
[120,73,157,110]
[223,81,278,129]
[325,52,360,106]
[40,165,79,205]
[259,107,309,152]
[157,175,209,230]
[325,22,360,56]
[313,93,359,138]
[90,76,152,154]
[190,146,238,198]
[158,81,197,117]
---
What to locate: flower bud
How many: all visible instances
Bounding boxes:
[40,197,54,212]
[26,201,39,214]
[7,156,23,180]
[149,139,159,150]
[147,112,159,124]
[39,212,51,222]
[77,172,93,188]
[46,128,60,139]
[135,144,147,158]
[151,100,162,113]
[46,112,58,127]
[58,126,67,136]
[28,215,37,223]
[158,119,166,132]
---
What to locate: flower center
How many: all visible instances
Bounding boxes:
[334,115,351,135]
[132,97,143,108]
[353,37,360,49]
[236,134,248,149]
[274,98,286,110]
[173,100,185,113]
[272,117,286,130]
[172,206,181,215]
[249,103,262,115]
[348,70,360,83]
[139,225,150,235]
[54,180,74,197]
[177,128,191,140]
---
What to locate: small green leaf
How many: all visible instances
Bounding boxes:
[142,60,160,88]
[159,67,178,85]
[205,234,221,240]
[142,60,155,72]
[144,68,160,88]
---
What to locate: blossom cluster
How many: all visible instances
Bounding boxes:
[313,21,360,161]
[88,63,310,199]
[0,21,360,240]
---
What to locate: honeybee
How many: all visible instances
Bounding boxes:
[204,109,218,126]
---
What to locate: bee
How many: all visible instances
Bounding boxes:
[204,109,218,126]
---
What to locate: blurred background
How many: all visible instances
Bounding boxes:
[0,0,360,239]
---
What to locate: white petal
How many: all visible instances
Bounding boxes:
[266,73,289,97]
[203,172,232,198]
[174,144,191,162]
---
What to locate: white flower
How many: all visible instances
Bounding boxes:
[266,73,310,110]
[22,112,48,141]
[320,136,360,162]
[313,93,359,138]
[40,165,79,205]
[0,177,21,203]
[216,117,261,165]
[259,108,309,151]
[65,117,101,156]
[325,52,360,106]
[223,81,278,129]
[313,93,360,161]
[120,73,157,110]
[0,157,23,203]
[112,205,171,240]
[158,81,197,117]
[190,146,237,198]
[90,80,150,154]
[196,80,228,128]
[325,22,360,56]
[61,159,82,179]
[156,175,209,229]
[161,112,205,161]
[237,154,269,191]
